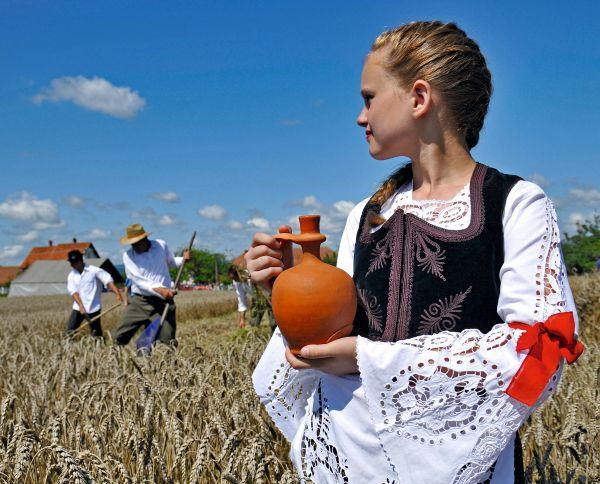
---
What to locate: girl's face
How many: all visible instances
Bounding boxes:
[356,52,417,160]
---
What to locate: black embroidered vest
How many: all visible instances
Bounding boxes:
[352,164,521,342]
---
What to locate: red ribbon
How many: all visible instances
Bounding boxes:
[506,312,584,407]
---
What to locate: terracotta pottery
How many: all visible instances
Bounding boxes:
[271,214,357,355]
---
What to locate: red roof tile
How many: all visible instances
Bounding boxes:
[0,266,22,285]
[20,242,98,269]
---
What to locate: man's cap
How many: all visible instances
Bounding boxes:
[67,250,83,263]
[120,223,151,245]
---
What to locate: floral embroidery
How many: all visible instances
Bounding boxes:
[357,288,383,333]
[415,231,447,280]
[302,382,350,483]
[367,232,393,276]
[418,286,473,335]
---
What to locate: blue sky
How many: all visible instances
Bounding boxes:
[1,0,598,265]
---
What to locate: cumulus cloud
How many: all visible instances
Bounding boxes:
[158,215,177,226]
[0,245,24,261]
[227,220,243,230]
[17,230,40,243]
[63,195,86,207]
[247,217,270,230]
[85,228,110,240]
[302,195,321,209]
[567,188,600,208]
[130,207,157,220]
[33,220,66,230]
[0,192,61,225]
[151,192,180,203]
[332,200,355,218]
[288,196,357,242]
[32,76,146,119]
[198,204,227,221]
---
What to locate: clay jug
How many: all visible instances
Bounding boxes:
[271,214,357,355]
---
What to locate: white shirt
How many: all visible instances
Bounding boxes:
[123,239,183,299]
[253,179,578,483]
[67,265,113,313]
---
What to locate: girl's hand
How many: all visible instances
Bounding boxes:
[245,225,294,291]
[285,337,359,376]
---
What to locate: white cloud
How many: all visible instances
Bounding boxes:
[247,217,270,230]
[286,196,357,244]
[198,204,227,220]
[17,230,40,243]
[227,220,243,230]
[85,228,110,240]
[528,173,550,189]
[332,200,356,217]
[33,220,66,230]
[158,215,177,226]
[0,245,24,261]
[302,195,321,209]
[32,76,146,119]
[568,188,600,208]
[130,207,157,220]
[151,192,180,203]
[63,195,86,207]
[0,192,61,224]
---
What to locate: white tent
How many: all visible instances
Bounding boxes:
[8,258,123,297]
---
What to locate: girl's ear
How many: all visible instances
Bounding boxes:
[411,79,432,118]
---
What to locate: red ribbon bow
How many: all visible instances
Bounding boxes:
[506,312,584,407]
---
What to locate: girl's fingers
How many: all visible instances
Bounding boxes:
[250,266,284,284]
[246,254,284,273]
[250,232,282,249]
[285,347,315,369]
[246,244,283,262]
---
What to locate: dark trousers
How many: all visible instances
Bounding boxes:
[112,294,177,345]
[66,309,103,337]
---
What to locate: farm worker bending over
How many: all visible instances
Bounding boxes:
[66,249,123,337]
[112,223,191,346]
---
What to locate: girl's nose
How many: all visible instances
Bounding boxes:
[356,107,368,127]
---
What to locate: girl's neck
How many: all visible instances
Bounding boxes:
[410,136,476,201]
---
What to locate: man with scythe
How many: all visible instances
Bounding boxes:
[66,249,124,337]
[112,223,191,346]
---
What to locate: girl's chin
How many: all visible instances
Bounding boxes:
[369,149,395,161]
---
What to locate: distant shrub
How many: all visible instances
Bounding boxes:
[562,214,600,275]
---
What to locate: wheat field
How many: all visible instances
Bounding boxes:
[0,277,597,483]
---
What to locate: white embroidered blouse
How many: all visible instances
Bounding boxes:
[253,179,578,483]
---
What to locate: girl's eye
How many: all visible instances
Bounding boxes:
[363,96,372,108]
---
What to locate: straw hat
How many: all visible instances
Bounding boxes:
[120,223,151,245]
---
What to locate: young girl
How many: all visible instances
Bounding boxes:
[245,21,583,483]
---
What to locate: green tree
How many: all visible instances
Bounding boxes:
[322,251,338,266]
[562,214,600,275]
[171,248,232,284]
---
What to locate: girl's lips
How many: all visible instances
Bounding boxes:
[366,131,373,140]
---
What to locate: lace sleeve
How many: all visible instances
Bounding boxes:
[357,325,534,483]
[499,180,579,331]
[252,329,319,442]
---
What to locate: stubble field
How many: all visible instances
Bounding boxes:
[0,277,598,483]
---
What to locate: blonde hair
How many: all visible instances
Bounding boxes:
[367,21,492,226]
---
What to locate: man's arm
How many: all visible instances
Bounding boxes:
[72,292,86,315]
[107,281,125,305]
